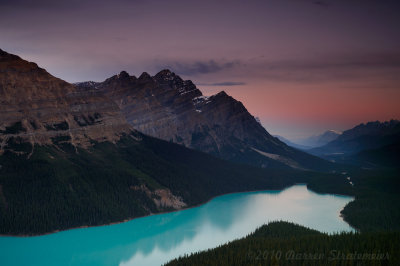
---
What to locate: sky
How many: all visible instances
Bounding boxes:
[1,0,399,139]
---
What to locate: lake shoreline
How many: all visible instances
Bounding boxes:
[0,183,354,238]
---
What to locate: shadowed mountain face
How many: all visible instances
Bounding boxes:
[0,49,131,155]
[77,70,331,171]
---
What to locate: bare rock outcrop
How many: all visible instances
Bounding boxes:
[0,49,132,154]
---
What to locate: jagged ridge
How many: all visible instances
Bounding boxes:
[77,69,332,171]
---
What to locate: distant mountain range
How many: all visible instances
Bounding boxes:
[307,120,400,168]
[280,130,342,149]
[309,120,399,156]
[272,120,399,169]
[273,135,312,150]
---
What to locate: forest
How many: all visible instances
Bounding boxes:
[0,131,399,250]
[0,133,347,235]
[165,160,400,265]
[166,221,400,266]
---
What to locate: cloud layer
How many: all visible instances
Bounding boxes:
[156,60,241,76]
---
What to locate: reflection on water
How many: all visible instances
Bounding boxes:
[0,185,354,266]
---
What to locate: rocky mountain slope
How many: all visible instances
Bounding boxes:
[0,49,131,155]
[77,70,331,171]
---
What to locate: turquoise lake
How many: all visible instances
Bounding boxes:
[0,184,354,266]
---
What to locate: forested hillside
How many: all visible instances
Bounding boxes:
[0,133,347,235]
[166,221,400,266]
[341,168,400,232]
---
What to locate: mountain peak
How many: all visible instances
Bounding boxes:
[118,70,130,78]
[327,129,342,134]
[103,71,135,84]
[155,69,173,77]
[154,69,183,84]
[155,69,174,80]
[215,91,229,97]
[322,130,342,137]
[138,72,152,81]
[0,49,40,72]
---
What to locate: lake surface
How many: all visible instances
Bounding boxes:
[0,184,354,266]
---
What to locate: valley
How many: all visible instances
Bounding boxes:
[0,48,399,265]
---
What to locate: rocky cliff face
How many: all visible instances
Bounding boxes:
[0,49,131,155]
[77,70,330,170]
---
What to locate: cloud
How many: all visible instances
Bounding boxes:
[151,52,400,85]
[272,53,400,70]
[156,60,241,76]
[249,52,400,83]
[197,81,246,86]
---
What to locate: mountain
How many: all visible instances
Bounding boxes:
[293,130,342,148]
[76,70,332,171]
[0,49,349,236]
[0,49,131,155]
[0,130,306,235]
[274,135,312,150]
[309,120,400,158]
